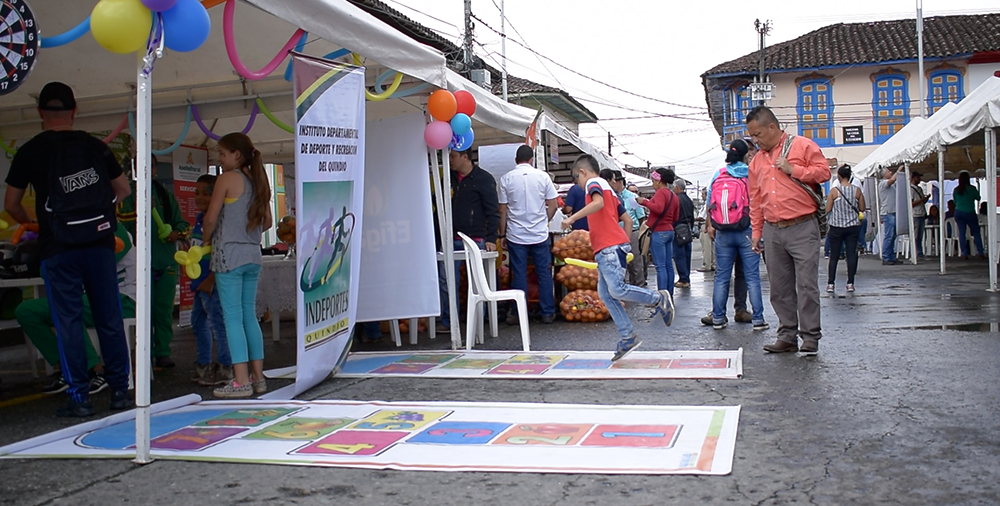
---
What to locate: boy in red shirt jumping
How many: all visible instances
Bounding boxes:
[562,155,674,361]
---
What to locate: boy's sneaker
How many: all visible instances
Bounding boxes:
[214,380,253,399]
[713,320,727,330]
[753,322,770,331]
[846,283,855,293]
[41,374,68,395]
[651,290,674,326]
[612,336,642,362]
[826,284,835,293]
[109,390,135,411]
[252,378,267,395]
[88,373,109,394]
[191,363,213,385]
[214,364,234,386]
[56,400,94,418]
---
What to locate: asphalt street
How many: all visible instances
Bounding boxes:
[1,246,999,506]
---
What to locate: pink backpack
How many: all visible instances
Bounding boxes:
[709,168,751,231]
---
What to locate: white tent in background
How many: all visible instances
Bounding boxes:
[852,77,1000,288]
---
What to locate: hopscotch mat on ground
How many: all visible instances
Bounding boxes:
[0,397,740,475]
[267,349,743,381]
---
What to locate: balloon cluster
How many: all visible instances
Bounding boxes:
[174,245,211,279]
[423,89,477,150]
[91,0,210,54]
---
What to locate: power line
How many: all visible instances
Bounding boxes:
[469,13,707,111]
[479,2,568,92]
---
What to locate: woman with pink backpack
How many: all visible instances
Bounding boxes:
[704,139,769,331]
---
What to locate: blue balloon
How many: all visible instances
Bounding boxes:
[162,0,211,52]
[450,113,472,136]
[450,128,475,151]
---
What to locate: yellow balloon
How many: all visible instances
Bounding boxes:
[91,0,152,54]
[173,250,188,265]
[0,219,8,230]
[187,262,201,280]
[563,253,634,270]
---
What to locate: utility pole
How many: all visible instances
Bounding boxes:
[916,0,927,118]
[753,19,773,106]
[608,132,612,156]
[500,0,508,101]
[463,0,474,73]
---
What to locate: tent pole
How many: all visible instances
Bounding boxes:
[904,163,918,265]
[428,147,452,345]
[440,150,461,349]
[133,53,153,465]
[986,127,997,292]
[938,148,946,274]
[873,174,882,257]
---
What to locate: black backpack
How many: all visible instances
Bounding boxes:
[43,132,118,244]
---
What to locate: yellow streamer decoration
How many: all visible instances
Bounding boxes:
[352,53,402,102]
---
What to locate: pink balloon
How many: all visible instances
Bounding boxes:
[424,121,453,150]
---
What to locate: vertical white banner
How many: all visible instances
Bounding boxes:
[292,54,366,397]
[356,113,439,321]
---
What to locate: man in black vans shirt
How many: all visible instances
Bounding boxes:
[4,82,134,417]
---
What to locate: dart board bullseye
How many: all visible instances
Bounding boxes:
[0,0,38,96]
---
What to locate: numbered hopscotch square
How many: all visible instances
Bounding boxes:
[293,430,407,457]
[369,363,438,375]
[440,359,505,370]
[244,418,353,441]
[193,408,299,427]
[504,354,565,365]
[348,410,450,431]
[399,354,460,364]
[610,359,672,370]
[492,424,593,446]
[668,359,729,369]
[486,364,551,375]
[407,421,511,445]
[553,359,613,370]
[149,427,247,451]
[580,424,681,448]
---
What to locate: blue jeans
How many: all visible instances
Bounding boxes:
[881,213,897,262]
[507,240,555,317]
[215,263,264,365]
[439,238,484,328]
[192,288,231,367]
[672,240,692,283]
[595,244,659,340]
[712,229,765,325]
[650,231,675,295]
[955,210,984,257]
[913,216,926,256]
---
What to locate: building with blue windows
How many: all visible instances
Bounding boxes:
[701,13,1000,166]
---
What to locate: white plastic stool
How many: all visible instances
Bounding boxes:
[86,317,146,390]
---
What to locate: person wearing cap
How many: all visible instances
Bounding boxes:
[745,106,829,355]
[498,145,559,324]
[4,82,134,417]
[909,171,930,259]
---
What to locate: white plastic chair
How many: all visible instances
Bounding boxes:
[87,317,146,390]
[944,218,959,257]
[457,232,530,351]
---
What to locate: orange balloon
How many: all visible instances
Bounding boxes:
[427,90,458,121]
[114,236,125,253]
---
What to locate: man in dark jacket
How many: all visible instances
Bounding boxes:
[437,147,500,333]
[672,178,696,287]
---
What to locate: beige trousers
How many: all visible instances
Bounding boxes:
[762,217,822,344]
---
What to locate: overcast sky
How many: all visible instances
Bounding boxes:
[383,0,998,186]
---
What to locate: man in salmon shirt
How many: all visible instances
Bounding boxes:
[562,155,674,361]
[745,106,830,356]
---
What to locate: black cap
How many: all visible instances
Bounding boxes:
[38,82,77,111]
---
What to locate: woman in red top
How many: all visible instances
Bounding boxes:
[637,168,680,294]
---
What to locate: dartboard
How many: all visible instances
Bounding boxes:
[0,0,38,96]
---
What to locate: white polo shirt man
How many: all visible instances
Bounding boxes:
[498,145,559,323]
